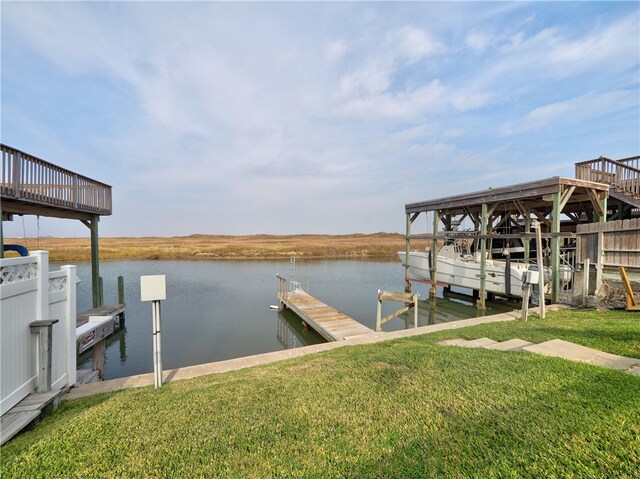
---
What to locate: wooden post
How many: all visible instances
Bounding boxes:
[376,291,382,332]
[535,222,546,319]
[29,320,59,392]
[582,258,590,307]
[595,231,604,292]
[523,216,531,263]
[551,191,561,303]
[404,213,411,293]
[118,276,126,327]
[430,210,439,300]
[92,340,106,379]
[89,215,101,308]
[478,203,487,310]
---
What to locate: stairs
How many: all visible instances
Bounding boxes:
[438,338,640,376]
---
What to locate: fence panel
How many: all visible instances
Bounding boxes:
[1,253,76,415]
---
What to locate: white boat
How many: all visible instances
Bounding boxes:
[398,242,549,298]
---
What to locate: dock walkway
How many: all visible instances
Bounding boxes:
[76,303,125,327]
[280,288,373,342]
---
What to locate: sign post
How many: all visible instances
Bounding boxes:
[140,275,166,389]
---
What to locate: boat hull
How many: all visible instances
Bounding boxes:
[398,250,530,297]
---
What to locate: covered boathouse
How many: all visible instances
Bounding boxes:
[402,155,640,308]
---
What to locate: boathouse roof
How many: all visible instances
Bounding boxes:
[405,176,609,221]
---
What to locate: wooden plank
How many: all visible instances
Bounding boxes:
[76,304,125,327]
[282,290,372,341]
[0,411,40,445]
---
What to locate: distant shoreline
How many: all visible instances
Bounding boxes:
[5,233,427,262]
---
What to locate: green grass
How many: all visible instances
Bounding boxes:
[2,309,639,478]
[424,308,640,359]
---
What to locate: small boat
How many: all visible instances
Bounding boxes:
[398,241,550,298]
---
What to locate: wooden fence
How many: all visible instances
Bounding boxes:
[576,219,639,269]
[1,144,112,215]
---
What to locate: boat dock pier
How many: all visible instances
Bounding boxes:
[277,275,372,342]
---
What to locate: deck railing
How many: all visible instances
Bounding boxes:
[1,144,112,215]
[575,156,640,200]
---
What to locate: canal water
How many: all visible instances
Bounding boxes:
[59,259,518,380]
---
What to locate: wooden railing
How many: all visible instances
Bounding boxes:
[1,144,112,215]
[575,156,640,200]
[276,274,289,302]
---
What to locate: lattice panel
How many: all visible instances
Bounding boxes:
[49,276,67,293]
[0,263,38,285]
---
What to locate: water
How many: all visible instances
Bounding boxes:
[58,259,518,380]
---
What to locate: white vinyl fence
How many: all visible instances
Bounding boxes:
[1,251,76,415]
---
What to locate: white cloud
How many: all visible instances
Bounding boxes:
[451,91,493,111]
[509,90,637,134]
[466,32,493,52]
[391,25,445,63]
[324,40,348,62]
[2,2,638,236]
[336,80,447,120]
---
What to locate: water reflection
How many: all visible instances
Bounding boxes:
[276,310,324,349]
[392,289,518,329]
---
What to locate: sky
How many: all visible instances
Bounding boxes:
[1,1,639,238]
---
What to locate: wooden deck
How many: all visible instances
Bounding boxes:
[281,289,373,342]
[0,390,64,445]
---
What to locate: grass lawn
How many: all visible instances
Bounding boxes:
[2,309,639,478]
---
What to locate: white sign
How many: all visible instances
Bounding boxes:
[140,275,166,301]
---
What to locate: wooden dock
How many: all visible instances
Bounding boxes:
[76,303,125,327]
[277,277,372,341]
[0,390,64,445]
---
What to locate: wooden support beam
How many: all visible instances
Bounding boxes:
[430,210,439,299]
[85,215,101,308]
[405,232,574,240]
[405,213,411,293]
[586,189,605,220]
[551,192,561,303]
[478,203,488,310]
[409,212,420,224]
[531,209,551,228]
[376,291,418,331]
[558,186,576,212]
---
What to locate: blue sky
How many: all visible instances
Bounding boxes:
[2,1,639,238]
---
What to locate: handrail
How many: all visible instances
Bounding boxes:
[575,156,639,200]
[276,274,289,302]
[0,143,112,215]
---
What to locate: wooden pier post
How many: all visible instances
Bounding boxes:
[478,203,488,310]
[404,213,412,293]
[88,215,101,308]
[551,191,561,303]
[376,291,418,332]
[118,276,126,327]
[430,210,439,300]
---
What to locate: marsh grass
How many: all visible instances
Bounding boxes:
[1,309,638,478]
[5,233,423,261]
